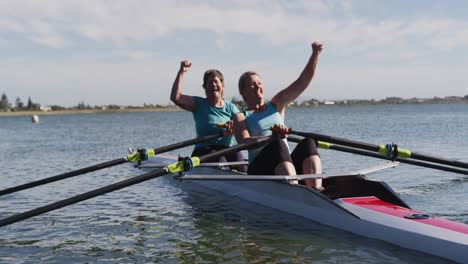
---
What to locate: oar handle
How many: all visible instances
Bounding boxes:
[169,136,272,173]
[199,137,272,163]
[216,122,234,136]
[154,132,224,154]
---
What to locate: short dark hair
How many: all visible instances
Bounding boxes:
[203,69,224,88]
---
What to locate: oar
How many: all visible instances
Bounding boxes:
[0,132,224,197]
[288,136,468,175]
[0,136,272,227]
[289,130,468,170]
[137,161,249,169]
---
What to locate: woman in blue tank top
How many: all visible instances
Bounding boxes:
[233,42,324,190]
[170,60,246,172]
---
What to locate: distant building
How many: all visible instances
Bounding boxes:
[383,97,404,104]
[444,96,463,101]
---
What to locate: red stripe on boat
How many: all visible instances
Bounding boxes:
[342,196,468,235]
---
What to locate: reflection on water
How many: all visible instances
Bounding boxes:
[0,105,467,263]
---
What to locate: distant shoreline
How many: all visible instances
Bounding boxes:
[1,100,467,117]
[0,107,183,117]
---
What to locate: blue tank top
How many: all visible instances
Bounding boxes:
[244,102,289,162]
[192,96,239,149]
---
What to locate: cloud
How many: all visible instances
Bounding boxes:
[127,51,153,61]
[30,33,66,48]
[1,0,468,106]
[1,0,466,53]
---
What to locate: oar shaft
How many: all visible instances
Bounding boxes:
[0,133,225,197]
[153,132,222,154]
[396,157,468,175]
[291,131,468,170]
[289,136,468,175]
[0,136,273,227]
[0,168,169,227]
[409,152,468,169]
[199,137,273,163]
[0,158,127,197]
[291,131,379,152]
[331,144,468,175]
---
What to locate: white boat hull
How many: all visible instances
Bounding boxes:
[141,154,468,263]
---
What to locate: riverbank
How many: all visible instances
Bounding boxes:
[0,107,183,117]
[1,100,467,117]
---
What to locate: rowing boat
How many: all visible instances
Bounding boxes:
[138,153,468,263]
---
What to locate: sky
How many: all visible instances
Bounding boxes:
[1,0,468,107]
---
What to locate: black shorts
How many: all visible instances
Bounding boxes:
[291,137,319,174]
[248,137,318,175]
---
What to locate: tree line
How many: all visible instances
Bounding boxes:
[2,91,468,112]
[0,93,41,111]
[0,92,170,112]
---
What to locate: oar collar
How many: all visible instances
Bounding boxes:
[179,156,195,172]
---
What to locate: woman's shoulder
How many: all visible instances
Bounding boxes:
[193,96,205,102]
[192,96,208,107]
[224,99,240,113]
[265,101,278,111]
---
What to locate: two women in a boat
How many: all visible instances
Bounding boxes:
[233,42,324,190]
[170,41,324,190]
[170,60,247,172]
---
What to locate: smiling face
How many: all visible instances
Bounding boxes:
[239,72,264,109]
[203,70,224,100]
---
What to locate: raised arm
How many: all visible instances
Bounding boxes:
[271,42,323,116]
[170,60,195,112]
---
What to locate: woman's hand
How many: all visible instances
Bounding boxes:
[312,42,323,54]
[217,120,234,136]
[271,124,290,139]
[224,120,234,135]
[179,60,192,73]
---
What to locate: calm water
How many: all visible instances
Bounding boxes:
[0,104,467,263]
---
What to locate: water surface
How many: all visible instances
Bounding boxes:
[1,104,466,263]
